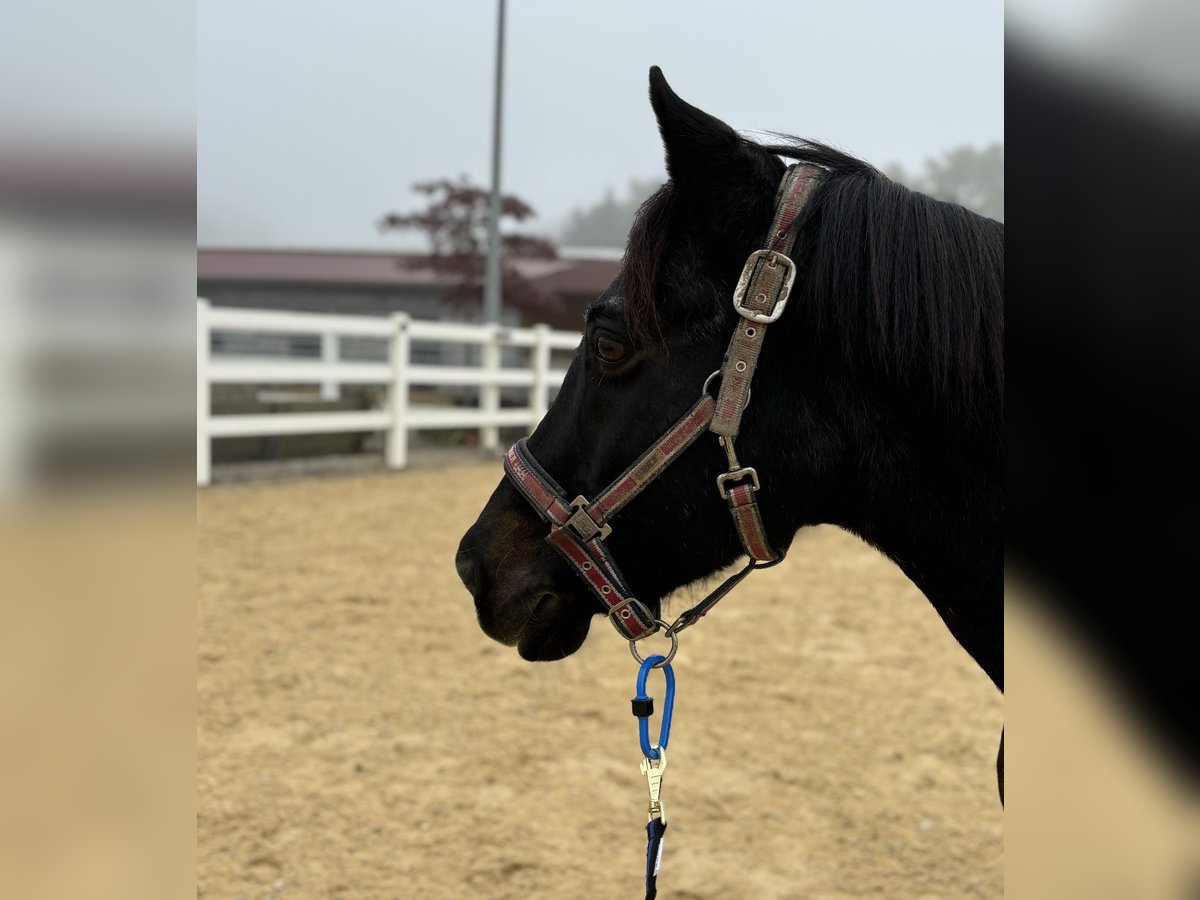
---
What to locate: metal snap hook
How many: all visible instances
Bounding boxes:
[632,655,676,759]
[629,620,678,667]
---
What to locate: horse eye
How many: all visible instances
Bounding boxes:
[595,336,627,363]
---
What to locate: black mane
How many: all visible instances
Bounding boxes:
[623,138,1004,426]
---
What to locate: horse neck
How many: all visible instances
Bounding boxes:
[843,426,1003,691]
[769,362,1004,690]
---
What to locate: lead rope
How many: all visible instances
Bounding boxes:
[503,164,822,895]
[629,625,678,899]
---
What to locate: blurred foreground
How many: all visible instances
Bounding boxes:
[1,2,195,892]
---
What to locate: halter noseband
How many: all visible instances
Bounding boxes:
[503,164,821,642]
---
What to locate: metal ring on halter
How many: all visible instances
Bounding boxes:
[629,620,678,667]
[701,369,751,408]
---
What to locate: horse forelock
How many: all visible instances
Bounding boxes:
[619,182,678,349]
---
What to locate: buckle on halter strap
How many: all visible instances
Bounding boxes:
[732,249,796,324]
[609,597,656,639]
[568,495,612,541]
[716,467,760,499]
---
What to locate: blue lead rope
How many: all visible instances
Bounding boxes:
[633,655,675,758]
[632,654,675,899]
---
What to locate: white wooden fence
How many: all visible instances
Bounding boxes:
[196,299,579,486]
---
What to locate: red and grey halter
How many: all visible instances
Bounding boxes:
[504,164,821,642]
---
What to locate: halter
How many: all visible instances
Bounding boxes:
[503,164,821,643]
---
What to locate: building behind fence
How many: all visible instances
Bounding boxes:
[198,247,619,333]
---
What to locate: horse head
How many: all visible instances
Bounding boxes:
[457,68,1003,685]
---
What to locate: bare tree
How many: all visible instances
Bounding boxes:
[561,178,663,249]
[887,143,1004,222]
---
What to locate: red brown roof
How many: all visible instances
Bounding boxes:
[198,248,619,297]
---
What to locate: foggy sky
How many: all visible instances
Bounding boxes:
[198,0,1002,250]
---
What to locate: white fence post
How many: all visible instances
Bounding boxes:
[386,312,410,469]
[530,324,550,429]
[196,298,211,486]
[320,331,340,401]
[479,324,501,451]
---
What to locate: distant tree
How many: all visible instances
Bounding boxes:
[561,178,663,249]
[379,176,557,314]
[886,143,1004,222]
[560,143,1003,251]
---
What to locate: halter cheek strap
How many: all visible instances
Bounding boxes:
[710,165,821,438]
[503,163,822,641]
[504,393,717,640]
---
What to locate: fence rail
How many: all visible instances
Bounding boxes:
[197,300,579,486]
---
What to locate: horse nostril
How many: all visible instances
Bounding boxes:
[455,547,479,596]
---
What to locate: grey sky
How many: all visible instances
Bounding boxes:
[198,0,1002,250]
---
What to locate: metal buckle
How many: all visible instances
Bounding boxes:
[716,466,760,499]
[568,495,612,541]
[732,249,796,324]
[609,597,656,638]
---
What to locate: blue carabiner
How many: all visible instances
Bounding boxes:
[633,655,675,759]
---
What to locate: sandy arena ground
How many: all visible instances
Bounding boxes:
[198,464,1003,899]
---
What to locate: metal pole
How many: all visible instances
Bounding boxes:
[482,0,506,324]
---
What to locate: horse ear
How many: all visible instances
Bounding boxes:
[648,67,783,250]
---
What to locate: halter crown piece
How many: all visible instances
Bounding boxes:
[504,164,822,642]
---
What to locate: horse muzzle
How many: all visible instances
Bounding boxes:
[456,502,595,660]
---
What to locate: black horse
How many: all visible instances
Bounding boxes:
[457,68,1002,790]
